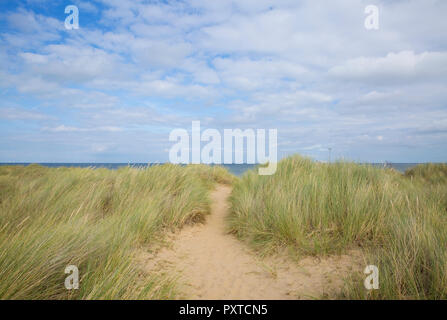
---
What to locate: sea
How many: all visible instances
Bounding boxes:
[0,162,428,176]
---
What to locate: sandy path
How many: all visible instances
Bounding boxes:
[140,185,363,299]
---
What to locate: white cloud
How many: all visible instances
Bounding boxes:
[43,125,123,132]
[213,58,309,91]
[20,44,129,83]
[329,51,447,84]
[75,0,99,13]
[130,38,193,68]
[1,0,447,162]
[0,107,51,120]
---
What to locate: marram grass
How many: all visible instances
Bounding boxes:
[228,155,447,299]
[0,163,232,299]
[3,159,446,300]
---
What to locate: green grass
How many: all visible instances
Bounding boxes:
[404,163,447,185]
[228,155,447,299]
[0,163,232,299]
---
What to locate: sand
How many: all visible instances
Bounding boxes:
[140,185,363,299]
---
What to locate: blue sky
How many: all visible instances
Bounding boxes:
[0,0,446,163]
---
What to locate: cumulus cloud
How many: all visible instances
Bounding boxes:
[0,0,446,162]
[19,44,130,83]
[329,51,447,84]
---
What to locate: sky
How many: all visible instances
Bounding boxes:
[0,0,446,163]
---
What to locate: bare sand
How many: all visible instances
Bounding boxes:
[140,185,363,299]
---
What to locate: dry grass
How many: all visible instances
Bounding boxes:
[0,163,232,299]
[228,155,447,299]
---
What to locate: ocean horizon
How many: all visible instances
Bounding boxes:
[0,162,438,176]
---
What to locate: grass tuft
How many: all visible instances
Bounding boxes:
[228,155,447,299]
[0,163,232,299]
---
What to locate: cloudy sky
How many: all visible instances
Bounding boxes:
[1,0,446,163]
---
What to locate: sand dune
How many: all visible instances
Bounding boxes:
[141,185,363,299]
